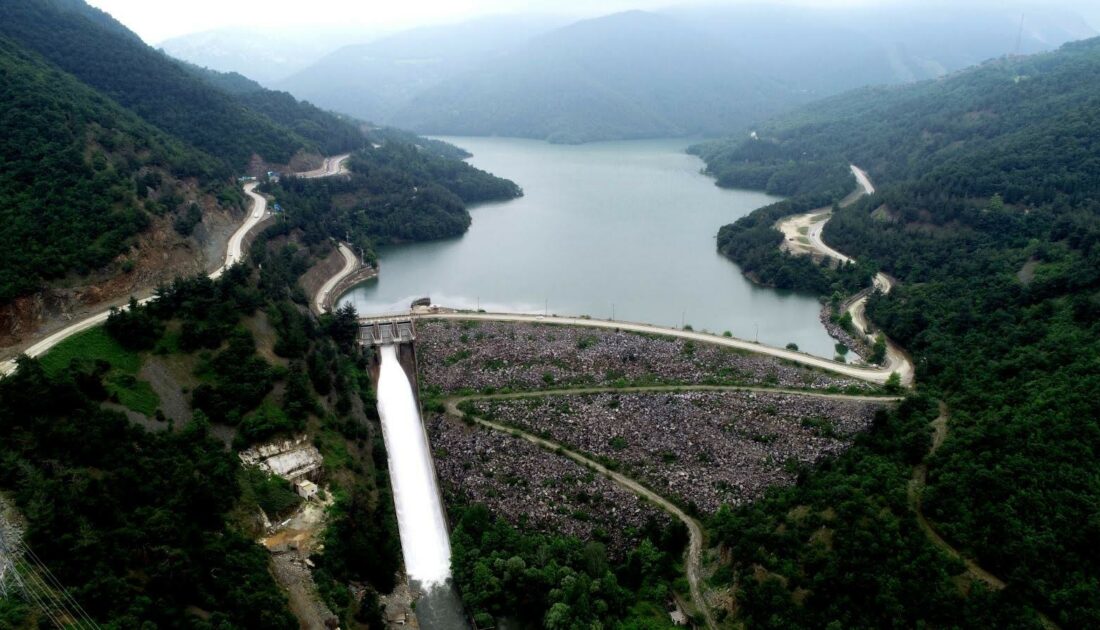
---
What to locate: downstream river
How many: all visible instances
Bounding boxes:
[341,137,837,357]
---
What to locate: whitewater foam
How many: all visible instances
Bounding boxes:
[376,344,452,588]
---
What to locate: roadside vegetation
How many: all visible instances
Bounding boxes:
[2,255,399,626]
[692,36,1100,628]
[0,0,366,304]
[450,502,687,629]
[258,140,521,264]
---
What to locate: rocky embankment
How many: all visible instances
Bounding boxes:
[417,320,878,394]
[465,391,887,513]
[427,413,670,556]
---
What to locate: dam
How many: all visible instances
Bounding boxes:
[366,320,467,629]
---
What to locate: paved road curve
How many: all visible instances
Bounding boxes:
[314,243,358,314]
[0,155,352,377]
[367,310,908,386]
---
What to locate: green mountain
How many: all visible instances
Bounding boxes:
[697,37,1100,628]
[1,0,358,167]
[387,11,792,144]
[0,36,226,302]
[179,60,365,156]
[0,0,371,305]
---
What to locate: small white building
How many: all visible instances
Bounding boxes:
[295,479,319,500]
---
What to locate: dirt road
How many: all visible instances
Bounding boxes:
[907,404,1062,629]
[444,397,719,630]
[772,166,913,385]
[449,384,903,404]
[298,154,350,179]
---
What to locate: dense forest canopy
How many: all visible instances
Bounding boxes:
[0,36,225,302]
[259,140,522,262]
[1,252,402,626]
[696,36,1100,628]
[0,0,363,170]
[0,0,369,304]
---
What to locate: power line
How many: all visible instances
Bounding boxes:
[20,542,100,629]
[0,528,99,629]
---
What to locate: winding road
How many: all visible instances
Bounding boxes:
[443,394,719,630]
[774,166,913,385]
[313,243,358,314]
[445,384,900,629]
[0,155,351,377]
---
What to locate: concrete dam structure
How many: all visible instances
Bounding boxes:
[364,319,467,629]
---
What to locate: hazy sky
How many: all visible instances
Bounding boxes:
[88,0,885,43]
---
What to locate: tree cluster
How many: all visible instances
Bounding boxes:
[697,36,1100,627]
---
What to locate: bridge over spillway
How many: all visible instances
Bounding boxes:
[360,317,416,347]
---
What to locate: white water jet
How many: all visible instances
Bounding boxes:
[376,344,452,588]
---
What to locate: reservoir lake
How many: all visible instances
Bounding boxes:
[340,137,837,358]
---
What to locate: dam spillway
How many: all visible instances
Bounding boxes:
[375,343,466,628]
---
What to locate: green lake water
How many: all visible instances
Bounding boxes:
[340,137,837,357]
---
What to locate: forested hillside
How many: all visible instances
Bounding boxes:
[696,37,1100,628]
[180,60,365,156]
[0,37,226,302]
[0,0,369,307]
[1,0,360,168]
[0,254,404,626]
[259,141,522,262]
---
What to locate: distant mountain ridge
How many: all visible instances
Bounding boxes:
[1,0,363,169]
[272,3,1094,143]
[0,0,366,308]
[386,11,791,143]
[276,15,565,126]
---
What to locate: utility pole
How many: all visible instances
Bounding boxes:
[681,310,685,329]
[755,323,759,343]
[545,298,548,316]
[612,303,615,321]
[1015,12,1025,56]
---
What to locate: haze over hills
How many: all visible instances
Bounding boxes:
[385,10,791,143]
[275,15,567,125]
[269,2,1094,143]
[671,2,1097,95]
[159,27,379,85]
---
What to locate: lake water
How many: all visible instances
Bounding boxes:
[340,137,836,357]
